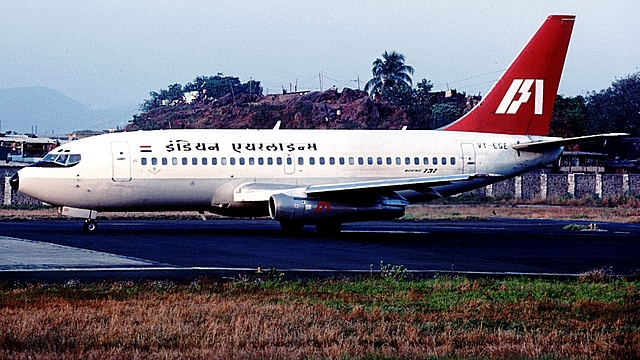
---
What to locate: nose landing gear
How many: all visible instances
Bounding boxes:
[62,207,99,233]
[83,219,98,233]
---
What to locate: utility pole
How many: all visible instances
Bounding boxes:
[352,76,361,90]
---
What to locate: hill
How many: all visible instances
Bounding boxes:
[126,88,410,131]
[0,87,137,134]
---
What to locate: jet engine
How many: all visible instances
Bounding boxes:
[268,193,406,224]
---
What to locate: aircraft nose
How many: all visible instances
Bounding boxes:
[9,172,19,191]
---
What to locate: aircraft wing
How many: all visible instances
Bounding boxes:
[513,133,628,152]
[233,173,498,202]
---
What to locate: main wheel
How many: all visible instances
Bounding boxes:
[316,222,342,235]
[83,220,98,233]
[279,220,303,234]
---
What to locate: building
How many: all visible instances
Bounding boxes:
[0,134,59,163]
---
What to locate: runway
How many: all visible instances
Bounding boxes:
[0,218,638,281]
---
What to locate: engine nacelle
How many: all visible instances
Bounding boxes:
[268,193,406,224]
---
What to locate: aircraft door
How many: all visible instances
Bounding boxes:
[461,143,476,174]
[284,153,295,174]
[111,141,132,182]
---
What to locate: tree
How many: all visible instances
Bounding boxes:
[364,51,415,99]
[140,74,263,111]
[429,103,459,129]
[586,72,640,135]
[549,95,588,138]
[403,79,434,129]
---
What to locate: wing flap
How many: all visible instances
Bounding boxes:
[233,174,498,202]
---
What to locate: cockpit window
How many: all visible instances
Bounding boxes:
[31,153,82,168]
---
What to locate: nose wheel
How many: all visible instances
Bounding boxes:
[83,219,98,233]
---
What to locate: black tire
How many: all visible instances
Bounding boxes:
[83,220,98,233]
[279,220,303,234]
[316,222,342,235]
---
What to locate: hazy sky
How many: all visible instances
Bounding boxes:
[1,1,638,111]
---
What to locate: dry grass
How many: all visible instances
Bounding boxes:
[0,277,638,359]
[3,202,640,224]
[405,204,640,223]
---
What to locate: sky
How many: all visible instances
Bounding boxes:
[1,0,638,112]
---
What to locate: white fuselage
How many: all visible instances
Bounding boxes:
[16,129,562,216]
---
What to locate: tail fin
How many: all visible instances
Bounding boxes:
[441,15,575,135]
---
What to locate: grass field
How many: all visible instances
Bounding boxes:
[0,275,638,359]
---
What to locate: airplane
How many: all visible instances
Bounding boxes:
[10,15,626,233]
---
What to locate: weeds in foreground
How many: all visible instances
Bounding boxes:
[0,276,638,359]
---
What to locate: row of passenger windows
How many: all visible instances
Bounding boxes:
[140,156,457,167]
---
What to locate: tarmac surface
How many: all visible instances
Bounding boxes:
[0,218,638,281]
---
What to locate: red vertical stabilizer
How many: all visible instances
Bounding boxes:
[441,15,575,135]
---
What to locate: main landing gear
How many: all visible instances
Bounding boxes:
[278,220,343,235]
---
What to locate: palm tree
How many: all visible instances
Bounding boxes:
[364,51,415,97]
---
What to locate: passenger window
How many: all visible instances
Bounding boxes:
[368,157,373,165]
[442,157,447,165]
[172,157,178,165]
[249,157,254,165]
[339,157,345,165]
[212,157,217,165]
[423,157,429,165]
[349,157,355,165]
[286,157,292,165]
[395,157,401,165]
[202,158,207,165]
[298,157,304,165]
[239,158,245,165]
[329,157,335,165]
[258,157,264,165]
[162,157,168,165]
[141,157,147,165]
[358,157,364,165]
[230,157,236,165]
[192,157,197,165]
[432,157,438,165]
[277,157,283,165]
[377,157,382,165]
[268,157,273,165]
[182,157,188,165]
[414,157,420,165]
[405,157,410,165]
[309,157,315,165]
[151,158,157,165]
[221,157,227,165]
[386,157,392,165]
[319,157,325,165]
[450,157,456,165]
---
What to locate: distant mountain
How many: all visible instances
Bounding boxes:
[0,87,138,134]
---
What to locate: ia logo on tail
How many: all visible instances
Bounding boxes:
[496,79,544,115]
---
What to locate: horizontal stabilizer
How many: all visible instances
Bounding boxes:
[512,133,628,152]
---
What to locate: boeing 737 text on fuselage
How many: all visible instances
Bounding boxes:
[10,15,626,233]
